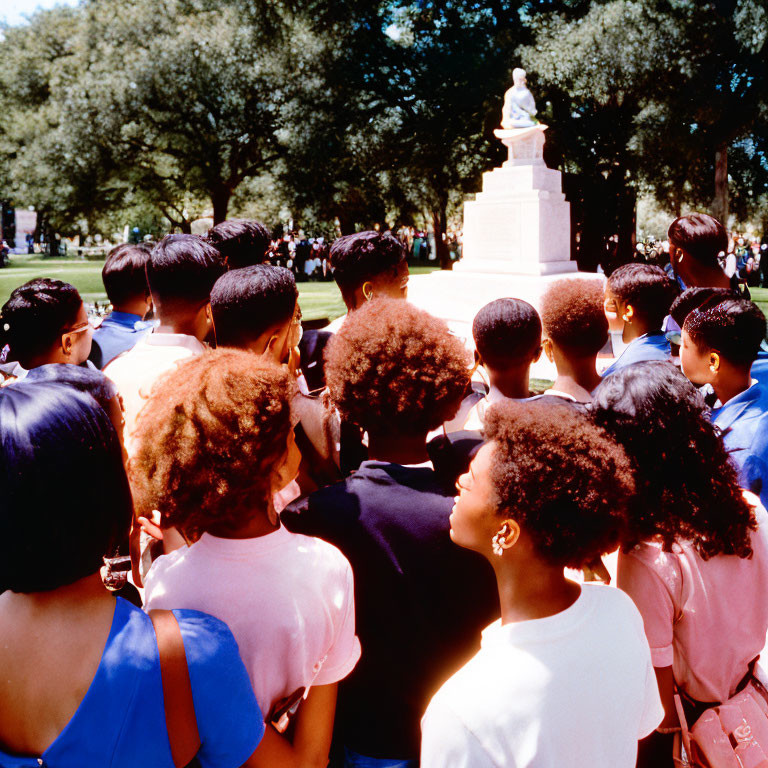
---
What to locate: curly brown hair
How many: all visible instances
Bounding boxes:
[129,348,296,538]
[325,298,471,435]
[484,400,634,568]
[592,362,756,559]
[540,279,608,356]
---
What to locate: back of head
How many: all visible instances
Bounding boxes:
[683,298,766,367]
[102,242,152,308]
[540,279,608,357]
[325,298,471,435]
[329,231,406,303]
[146,234,225,316]
[592,361,755,558]
[484,400,633,568]
[668,213,728,267]
[0,278,82,367]
[669,286,736,329]
[0,383,132,592]
[206,219,271,269]
[607,263,679,329]
[210,265,297,348]
[129,349,296,538]
[472,298,542,370]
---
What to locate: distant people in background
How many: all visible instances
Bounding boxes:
[0,278,93,380]
[0,384,266,768]
[326,231,409,333]
[104,234,225,450]
[668,213,749,297]
[422,401,662,768]
[205,219,271,269]
[282,300,499,767]
[462,298,542,429]
[601,263,678,378]
[593,362,768,767]
[537,279,607,402]
[210,265,301,365]
[89,242,155,369]
[133,350,360,768]
[680,298,768,507]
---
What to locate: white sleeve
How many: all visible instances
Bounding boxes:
[421,698,492,768]
[638,633,665,738]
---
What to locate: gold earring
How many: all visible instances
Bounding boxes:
[622,314,630,323]
[710,364,717,373]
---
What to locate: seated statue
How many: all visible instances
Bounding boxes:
[501,68,538,129]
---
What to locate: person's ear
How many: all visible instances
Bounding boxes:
[542,339,554,363]
[534,343,544,363]
[491,518,520,557]
[622,304,635,324]
[265,332,284,364]
[60,332,74,357]
[362,281,374,302]
[709,351,721,374]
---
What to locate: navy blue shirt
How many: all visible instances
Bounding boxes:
[281,461,499,760]
[711,383,768,508]
[89,312,154,370]
[601,331,671,378]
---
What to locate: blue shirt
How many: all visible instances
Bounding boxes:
[600,331,671,378]
[711,382,768,509]
[751,349,768,388]
[89,311,154,370]
[0,598,263,768]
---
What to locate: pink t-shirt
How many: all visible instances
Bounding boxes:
[618,493,768,703]
[144,525,361,717]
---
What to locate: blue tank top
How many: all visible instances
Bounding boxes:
[0,598,263,768]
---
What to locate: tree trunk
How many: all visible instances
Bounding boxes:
[432,205,451,271]
[712,145,729,226]
[180,220,192,234]
[211,186,232,225]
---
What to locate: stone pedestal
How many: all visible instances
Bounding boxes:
[456,124,574,276]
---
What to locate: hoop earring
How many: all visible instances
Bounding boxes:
[622,314,630,323]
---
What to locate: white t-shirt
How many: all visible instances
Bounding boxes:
[104,332,205,452]
[421,583,663,768]
[144,525,361,718]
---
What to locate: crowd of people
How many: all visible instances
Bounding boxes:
[1,212,768,767]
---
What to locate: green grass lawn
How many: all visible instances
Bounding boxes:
[0,255,441,322]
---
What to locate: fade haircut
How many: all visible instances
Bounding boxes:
[607,263,679,329]
[540,279,608,357]
[684,298,766,367]
[329,231,406,303]
[0,278,82,365]
[668,213,728,268]
[102,242,152,308]
[472,298,542,370]
[146,234,225,314]
[206,219,271,269]
[669,287,736,329]
[210,265,298,348]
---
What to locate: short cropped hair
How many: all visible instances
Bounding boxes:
[592,361,756,558]
[607,263,679,329]
[669,287,736,329]
[684,298,766,366]
[210,266,298,347]
[325,299,471,435]
[0,383,132,592]
[540,279,608,357]
[484,401,634,568]
[472,298,541,369]
[0,278,82,364]
[130,349,296,539]
[329,231,406,301]
[146,234,225,312]
[102,242,152,307]
[668,213,728,267]
[206,219,271,269]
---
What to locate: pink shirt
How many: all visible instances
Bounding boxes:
[618,493,768,703]
[144,525,361,717]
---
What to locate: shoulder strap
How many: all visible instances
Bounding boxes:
[149,609,201,768]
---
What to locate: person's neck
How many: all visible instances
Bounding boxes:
[1,572,114,616]
[493,556,581,625]
[206,500,281,539]
[689,266,731,290]
[490,368,530,400]
[623,320,656,344]
[111,300,146,319]
[552,351,601,399]
[368,432,430,465]
[714,368,754,406]
[155,317,198,337]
